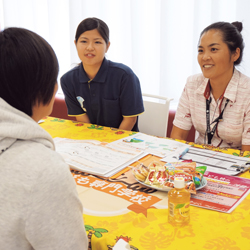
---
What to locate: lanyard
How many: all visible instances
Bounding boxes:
[206,97,229,144]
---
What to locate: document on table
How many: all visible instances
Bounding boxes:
[191,171,250,213]
[180,147,250,176]
[54,138,146,177]
[107,133,190,158]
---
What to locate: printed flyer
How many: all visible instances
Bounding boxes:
[191,171,250,213]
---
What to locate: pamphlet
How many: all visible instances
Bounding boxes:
[191,171,250,213]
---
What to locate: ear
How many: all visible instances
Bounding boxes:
[74,40,77,47]
[233,47,240,62]
[105,41,111,53]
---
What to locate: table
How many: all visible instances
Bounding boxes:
[40,117,250,250]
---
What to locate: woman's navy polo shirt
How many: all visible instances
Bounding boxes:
[60,58,144,131]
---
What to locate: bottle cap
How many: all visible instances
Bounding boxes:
[174,177,185,188]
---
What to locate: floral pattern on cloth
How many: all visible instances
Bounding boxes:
[40,116,250,250]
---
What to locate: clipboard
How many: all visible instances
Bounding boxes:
[181,147,250,176]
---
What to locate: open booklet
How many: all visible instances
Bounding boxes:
[54,138,146,177]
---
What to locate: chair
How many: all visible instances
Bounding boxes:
[138,93,173,137]
[50,94,75,121]
[167,109,196,143]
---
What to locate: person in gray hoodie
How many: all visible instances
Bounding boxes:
[0,28,88,249]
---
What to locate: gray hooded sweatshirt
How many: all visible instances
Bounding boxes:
[0,98,88,249]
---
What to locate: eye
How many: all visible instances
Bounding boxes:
[198,49,203,53]
[95,41,102,44]
[211,48,218,52]
[80,40,87,43]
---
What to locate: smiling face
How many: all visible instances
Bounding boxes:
[75,29,110,70]
[197,29,239,85]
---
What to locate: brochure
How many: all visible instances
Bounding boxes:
[191,171,250,213]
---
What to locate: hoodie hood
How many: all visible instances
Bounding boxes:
[0,98,54,155]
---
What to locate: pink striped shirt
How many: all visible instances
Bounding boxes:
[173,69,250,149]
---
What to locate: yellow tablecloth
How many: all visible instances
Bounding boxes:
[40,117,250,250]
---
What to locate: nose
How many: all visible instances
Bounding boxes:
[86,42,94,51]
[202,52,211,60]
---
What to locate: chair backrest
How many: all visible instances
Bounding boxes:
[138,93,173,137]
[50,94,75,121]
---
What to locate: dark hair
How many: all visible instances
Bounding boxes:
[200,21,244,65]
[0,28,59,116]
[75,17,109,44]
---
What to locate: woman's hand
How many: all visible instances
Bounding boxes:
[119,116,137,131]
[170,125,190,141]
[75,113,91,123]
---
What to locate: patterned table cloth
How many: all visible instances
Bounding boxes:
[40,117,250,250]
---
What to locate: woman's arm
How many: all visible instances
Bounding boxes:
[242,99,250,152]
[170,125,190,141]
[76,113,91,123]
[118,69,144,131]
[241,145,250,152]
[119,116,137,131]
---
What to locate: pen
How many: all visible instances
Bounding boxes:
[178,148,189,160]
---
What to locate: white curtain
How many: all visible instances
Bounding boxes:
[1,0,250,108]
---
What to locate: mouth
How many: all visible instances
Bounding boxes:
[85,53,95,58]
[203,64,213,68]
